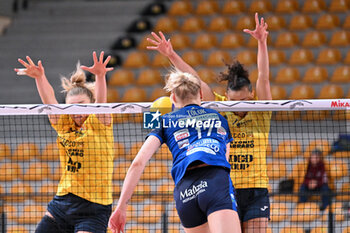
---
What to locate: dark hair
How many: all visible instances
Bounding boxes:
[218,61,252,92]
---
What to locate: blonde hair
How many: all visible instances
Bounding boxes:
[164,70,201,100]
[61,63,95,102]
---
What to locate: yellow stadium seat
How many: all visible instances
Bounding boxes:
[137,204,163,223]
[109,69,134,86]
[154,17,179,33]
[322,202,345,222]
[125,141,143,160]
[337,183,350,201]
[7,226,29,233]
[236,50,256,66]
[220,33,244,49]
[170,34,191,50]
[0,162,22,181]
[289,49,314,65]
[249,68,272,84]
[332,110,350,121]
[275,67,300,84]
[271,86,287,100]
[235,15,255,31]
[325,159,349,180]
[207,51,231,67]
[193,33,218,50]
[126,225,149,233]
[270,203,288,222]
[21,162,50,181]
[302,0,326,13]
[332,150,350,158]
[291,202,320,222]
[114,142,125,159]
[169,207,181,223]
[311,226,328,233]
[273,140,302,159]
[275,0,299,13]
[149,87,169,101]
[153,181,175,202]
[344,227,350,233]
[123,52,150,68]
[180,16,205,33]
[207,16,232,32]
[280,225,305,233]
[289,14,313,31]
[40,142,59,161]
[17,204,46,224]
[7,182,34,202]
[197,68,217,84]
[182,50,204,67]
[13,142,39,160]
[138,35,152,50]
[316,14,340,30]
[50,166,63,181]
[265,15,286,31]
[274,111,301,121]
[267,161,287,179]
[304,140,330,159]
[121,87,147,102]
[0,143,10,160]
[318,84,344,99]
[275,32,299,48]
[302,31,327,47]
[344,15,350,29]
[302,66,328,83]
[329,0,350,12]
[221,0,246,14]
[195,0,219,15]
[107,88,119,103]
[4,205,18,221]
[329,30,350,47]
[249,0,272,13]
[154,144,172,160]
[168,1,192,16]
[302,110,330,121]
[289,85,315,99]
[268,50,286,66]
[142,161,168,180]
[131,182,151,202]
[137,69,162,86]
[246,35,271,48]
[345,50,350,64]
[151,53,171,68]
[34,182,57,203]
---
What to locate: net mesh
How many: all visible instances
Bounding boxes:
[0,99,349,233]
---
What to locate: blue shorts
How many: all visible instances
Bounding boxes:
[235,188,270,222]
[174,166,238,228]
[47,193,112,233]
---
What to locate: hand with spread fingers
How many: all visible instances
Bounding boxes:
[108,206,126,233]
[14,56,45,79]
[243,12,269,42]
[147,31,174,57]
[81,51,114,78]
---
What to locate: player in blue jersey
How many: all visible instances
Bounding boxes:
[108,71,241,233]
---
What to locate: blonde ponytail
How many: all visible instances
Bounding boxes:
[164,71,201,100]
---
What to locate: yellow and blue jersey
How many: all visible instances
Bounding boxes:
[51,114,114,205]
[214,92,271,189]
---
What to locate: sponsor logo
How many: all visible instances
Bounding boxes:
[260,206,268,211]
[174,129,190,142]
[178,139,189,149]
[180,180,208,203]
[143,111,161,129]
[217,127,227,136]
[331,100,350,108]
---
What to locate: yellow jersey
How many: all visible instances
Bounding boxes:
[215,93,271,189]
[51,114,114,205]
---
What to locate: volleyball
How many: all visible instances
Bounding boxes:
[150,96,173,115]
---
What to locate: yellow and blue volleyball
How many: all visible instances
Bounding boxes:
[150,96,174,115]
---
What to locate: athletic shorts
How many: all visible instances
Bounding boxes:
[174,166,238,228]
[47,193,112,233]
[235,188,270,222]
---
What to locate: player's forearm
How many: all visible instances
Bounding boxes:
[35,75,58,104]
[257,40,269,82]
[168,51,199,78]
[94,74,107,103]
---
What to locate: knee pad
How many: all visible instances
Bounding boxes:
[35,215,62,233]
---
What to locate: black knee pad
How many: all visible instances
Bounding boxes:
[35,215,62,233]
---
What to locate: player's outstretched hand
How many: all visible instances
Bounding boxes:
[147,31,174,57]
[243,12,269,42]
[108,207,126,233]
[15,56,45,79]
[81,51,114,78]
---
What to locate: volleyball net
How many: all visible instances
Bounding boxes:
[0,99,349,233]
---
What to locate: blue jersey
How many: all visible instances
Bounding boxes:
[148,104,233,185]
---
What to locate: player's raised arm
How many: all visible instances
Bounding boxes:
[108,136,161,233]
[244,13,272,100]
[15,56,58,105]
[147,31,215,101]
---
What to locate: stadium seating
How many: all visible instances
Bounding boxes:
[270,202,289,222]
[318,84,344,99]
[17,204,46,224]
[291,202,320,222]
[114,142,126,159]
[289,14,313,31]
[311,226,328,233]
[109,69,135,86]
[280,225,304,233]
[195,0,219,15]
[123,51,150,68]
[275,67,300,84]
[141,161,168,180]
[107,88,119,103]
[151,53,171,68]
[302,67,328,83]
[50,166,63,181]
[289,85,315,99]
[130,182,151,203]
[235,50,256,66]
[315,14,340,30]
[154,17,179,33]
[125,225,150,233]
[40,142,60,161]
[330,66,349,83]
[153,181,175,202]
[197,68,217,84]
[0,162,22,181]
[221,1,246,14]
[206,51,231,67]
[121,87,147,102]
[322,202,345,222]
[21,162,51,181]
[169,34,191,50]
[249,0,273,13]
[7,182,34,202]
[208,16,232,33]
[273,140,302,159]
[149,87,168,101]
[7,226,29,233]
[344,15,350,29]
[136,69,162,86]
[275,0,299,13]
[35,182,58,203]
[0,143,11,160]
[155,226,180,233]
[235,15,255,31]
[271,86,287,100]
[302,0,326,13]
[275,32,299,48]
[268,50,286,66]
[329,0,350,12]
[137,204,163,223]
[265,15,286,31]
[337,183,350,201]
[169,207,181,224]
[193,33,218,50]
[180,17,206,33]
[267,161,287,179]
[182,51,204,67]
[316,48,342,65]
[289,49,314,65]
[302,31,327,47]
[168,1,192,16]
[220,33,245,49]
[304,139,330,158]
[13,142,39,161]
[329,30,350,47]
